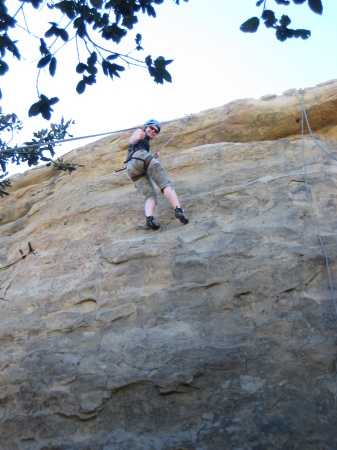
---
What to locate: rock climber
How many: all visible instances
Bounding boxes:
[126,119,189,230]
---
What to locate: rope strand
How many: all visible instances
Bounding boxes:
[0,114,196,156]
[301,90,337,316]
[153,114,195,158]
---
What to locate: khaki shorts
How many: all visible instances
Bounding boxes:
[126,150,172,203]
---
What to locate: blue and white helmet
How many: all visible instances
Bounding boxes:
[144,119,161,133]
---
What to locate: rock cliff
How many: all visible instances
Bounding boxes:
[0,80,337,449]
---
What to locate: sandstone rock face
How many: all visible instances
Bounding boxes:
[1,80,337,449]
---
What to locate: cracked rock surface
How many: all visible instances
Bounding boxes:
[0,80,337,449]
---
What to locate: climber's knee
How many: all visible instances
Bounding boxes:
[161,184,173,194]
[145,191,158,204]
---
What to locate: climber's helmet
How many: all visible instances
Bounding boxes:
[144,119,161,134]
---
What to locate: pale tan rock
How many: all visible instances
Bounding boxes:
[0,80,337,449]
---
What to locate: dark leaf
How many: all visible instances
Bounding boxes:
[37,54,52,68]
[54,1,77,20]
[160,69,172,83]
[49,56,57,76]
[154,56,173,69]
[262,10,277,28]
[39,38,49,56]
[101,24,127,43]
[102,60,125,79]
[292,0,306,3]
[76,63,87,74]
[107,53,119,60]
[146,5,156,17]
[83,74,96,86]
[122,14,138,30]
[308,0,323,14]
[0,59,9,75]
[21,0,44,9]
[73,17,83,29]
[59,29,69,42]
[34,0,44,8]
[92,12,109,30]
[0,160,6,173]
[28,103,40,117]
[0,34,20,60]
[0,12,16,31]
[293,28,311,39]
[148,67,164,84]
[280,15,291,27]
[148,63,172,84]
[90,0,103,7]
[41,105,52,120]
[276,26,289,41]
[8,40,20,60]
[87,52,97,67]
[48,96,59,106]
[256,0,264,5]
[45,22,57,38]
[240,17,260,33]
[102,60,108,76]
[28,95,59,120]
[145,55,153,67]
[87,65,98,75]
[76,79,86,94]
[76,22,87,38]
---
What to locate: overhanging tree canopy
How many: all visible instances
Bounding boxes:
[1,0,188,119]
[0,0,188,195]
[241,0,323,42]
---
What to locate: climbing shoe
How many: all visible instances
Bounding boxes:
[146,216,161,230]
[174,207,189,225]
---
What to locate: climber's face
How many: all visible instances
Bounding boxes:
[146,125,159,139]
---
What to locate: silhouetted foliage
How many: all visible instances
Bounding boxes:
[0,0,188,193]
[241,0,323,42]
[0,0,187,118]
[0,113,75,195]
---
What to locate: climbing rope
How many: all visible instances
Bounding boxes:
[300,90,337,316]
[153,113,196,158]
[0,129,132,155]
[0,114,195,156]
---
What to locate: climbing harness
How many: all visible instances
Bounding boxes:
[300,89,337,316]
[115,140,154,177]
[116,113,196,175]
[129,153,154,182]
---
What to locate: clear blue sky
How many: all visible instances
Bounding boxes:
[2,0,336,175]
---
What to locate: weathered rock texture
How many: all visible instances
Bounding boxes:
[1,80,337,449]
